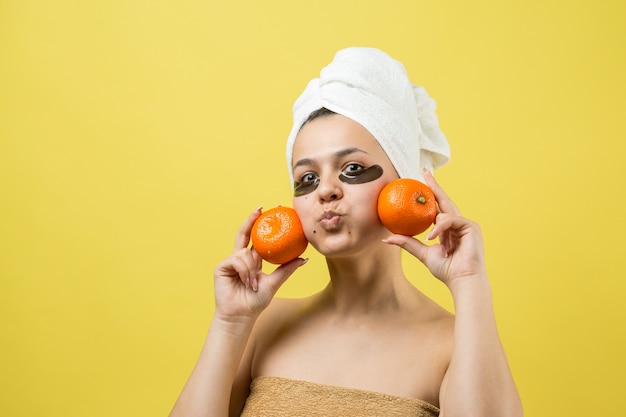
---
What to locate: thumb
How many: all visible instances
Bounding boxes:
[264,257,309,294]
[383,234,429,263]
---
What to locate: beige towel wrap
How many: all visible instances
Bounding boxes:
[240,376,440,417]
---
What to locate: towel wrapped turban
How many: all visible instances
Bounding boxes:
[286,47,450,186]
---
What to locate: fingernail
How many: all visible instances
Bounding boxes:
[252,279,258,292]
[245,278,250,288]
[299,258,309,266]
[254,206,262,213]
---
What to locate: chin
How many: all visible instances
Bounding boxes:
[309,231,382,260]
[307,233,351,257]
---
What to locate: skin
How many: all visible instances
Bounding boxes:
[169,114,523,417]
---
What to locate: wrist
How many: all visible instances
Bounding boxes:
[211,312,257,338]
[447,273,493,303]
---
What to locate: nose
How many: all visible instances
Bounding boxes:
[317,176,343,202]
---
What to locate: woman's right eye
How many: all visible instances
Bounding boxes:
[300,173,318,184]
[294,173,320,197]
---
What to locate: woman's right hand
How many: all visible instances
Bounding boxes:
[213,207,307,322]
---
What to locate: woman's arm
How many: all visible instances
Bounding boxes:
[384,169,522,417]
[169,316,255,417]
[438,273,522,417]
[169,208,307,417]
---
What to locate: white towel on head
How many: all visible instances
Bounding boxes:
[286,47,450,186]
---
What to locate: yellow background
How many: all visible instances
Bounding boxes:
[1,1,625,415]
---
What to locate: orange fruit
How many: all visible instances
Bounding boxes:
[377,178,437,236]
[251,206,308,264]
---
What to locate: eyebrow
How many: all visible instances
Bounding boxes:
[293,147,369,170]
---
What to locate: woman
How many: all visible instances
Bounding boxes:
[170,47,522,416]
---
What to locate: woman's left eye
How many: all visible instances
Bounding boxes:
[342,163,366,178]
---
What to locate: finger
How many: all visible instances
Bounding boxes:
[250,247,262,267]
[249,247,263,290]
[234,206,262,251]
[222,248,261,288]
[427,212,453,241]
[426,212,472,244]
[239,249,261,289]
[262,258,309,295]
[226,255,253,288]
[423,169,460,215]
[382,234,429,264]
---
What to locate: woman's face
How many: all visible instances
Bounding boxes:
[291,114,399,258]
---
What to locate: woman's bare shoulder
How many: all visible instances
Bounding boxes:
[252,293,323,336]
[402,290,455,343]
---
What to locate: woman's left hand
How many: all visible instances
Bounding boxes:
[383,169,487,290]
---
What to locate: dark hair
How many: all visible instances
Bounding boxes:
[301,107,336,129]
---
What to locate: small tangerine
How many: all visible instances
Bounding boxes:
[377,178,437,236]
[251,206,308,264]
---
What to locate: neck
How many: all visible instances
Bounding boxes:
[321,244,414,320]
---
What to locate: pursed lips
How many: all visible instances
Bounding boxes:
[318,210,343,227]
